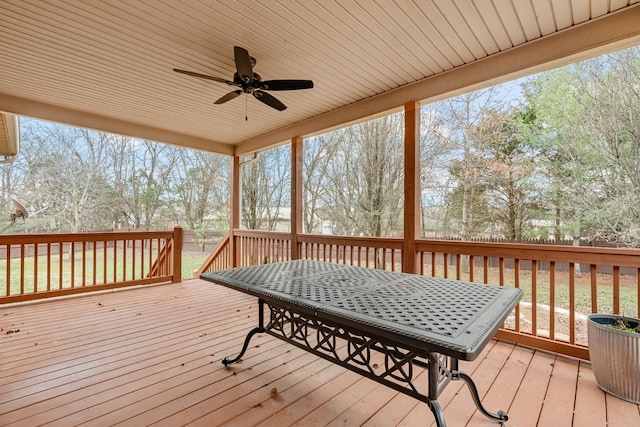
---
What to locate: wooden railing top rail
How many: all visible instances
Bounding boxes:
[0,230,176,244]
[233,229,292,240]
[298,233,404,249]
[416,239,640,268]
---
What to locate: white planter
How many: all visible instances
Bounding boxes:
[587,314,640,404]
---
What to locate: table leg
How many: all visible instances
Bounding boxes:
[456,371,508,424]
[428,353,447,427]
[451,359,508,425]
[222,299,265,366]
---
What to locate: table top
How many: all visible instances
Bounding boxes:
[201,260,522,360]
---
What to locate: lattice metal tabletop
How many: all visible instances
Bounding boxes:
[201,259,521,360]
[201,260,522,427]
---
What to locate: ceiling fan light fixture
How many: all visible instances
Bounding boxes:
[173,45,313,112]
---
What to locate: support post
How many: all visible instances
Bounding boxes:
[291,137,303,260]
[403,101,421,274]
[231,155,241,267]
[172,226,182,283]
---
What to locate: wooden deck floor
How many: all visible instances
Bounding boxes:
[1,279,639,427]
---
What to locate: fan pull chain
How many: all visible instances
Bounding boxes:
[245,94,248,121]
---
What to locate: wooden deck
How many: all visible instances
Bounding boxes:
[1,279,639,427]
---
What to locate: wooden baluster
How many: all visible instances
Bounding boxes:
[92,241,97,285]
[531,259,537,336]
[113,240,117,282]
[6,245,11,296]
[34,243,38,293]
[431,252,436,277]
[140,241,144,279]
[132,240,136,280]
[514,259,520,332]
[443,253,448,279]
[637,268,640,318]
[549,261,556,341]
[483,257,489,284]
[590,265,597,313]
[82,241,86,286]
[148,239,152,279]
[71,242,75,288]
[60,242,64,290]
[569,263,576,345]
[47,243,52,291]
[20,244,25,294]
[613,265,620,314]
[365,247,370,268]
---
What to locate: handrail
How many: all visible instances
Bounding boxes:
[198,229,640,360]
[148,227,182,281]
[193,230,232,276]
[0,227,182,304]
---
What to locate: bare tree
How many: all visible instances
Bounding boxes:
[419,105,457,236]
[15,120,118,232]
[322,113,404,237]
[169,148,229,232]
[303,133,340,233]
[241,146,290,231]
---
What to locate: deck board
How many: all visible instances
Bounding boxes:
[504,350,555,426]
[1,279,637,426]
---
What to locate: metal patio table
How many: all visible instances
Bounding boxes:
[201,259,522,426]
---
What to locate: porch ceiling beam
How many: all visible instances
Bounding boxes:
[235,5,640,156]
[0,93,234,155]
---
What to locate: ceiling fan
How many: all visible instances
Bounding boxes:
[173,46,313,111]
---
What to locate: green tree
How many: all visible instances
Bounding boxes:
[441,88,504,238]
[477,107,540,239]
[525,46,640,246]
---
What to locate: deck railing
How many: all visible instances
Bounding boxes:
[198,230,640,360]
[0,227,182,304]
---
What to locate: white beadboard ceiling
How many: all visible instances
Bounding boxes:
[0,1,639,156]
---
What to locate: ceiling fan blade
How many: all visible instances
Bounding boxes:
[260,80,314,91]
[173,68,231,84]
[253,90,287,111]
[234,46,254,84]
[214,90,242,104]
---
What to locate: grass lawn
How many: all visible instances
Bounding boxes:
[181,250,211,279]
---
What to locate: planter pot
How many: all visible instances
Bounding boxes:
[587,314,640,404]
